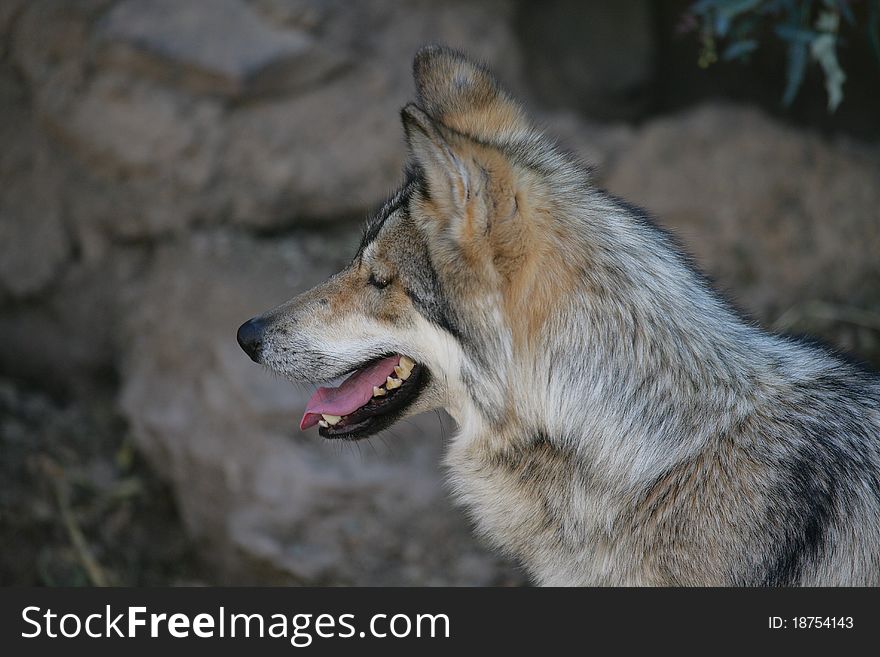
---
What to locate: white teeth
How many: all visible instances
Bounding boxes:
[372,386,386,397]
[321,414,342,425]
[318,419,329,428]
[394,365,410,381]
[399,356,415,372]
[385,376,402,390]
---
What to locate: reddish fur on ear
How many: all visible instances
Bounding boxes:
[412,45,532,148]
[405,49,580,347]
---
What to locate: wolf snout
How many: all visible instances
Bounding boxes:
[237,317,266,363]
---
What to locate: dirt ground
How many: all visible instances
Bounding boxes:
[0,379,206,586]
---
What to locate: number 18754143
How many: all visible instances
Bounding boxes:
[768,616,853,629]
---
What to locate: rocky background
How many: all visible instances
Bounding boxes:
[1,0,878,586]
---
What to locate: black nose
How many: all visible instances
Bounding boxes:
[237,317,265,362]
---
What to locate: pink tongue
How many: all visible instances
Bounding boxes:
[300,355,401,430]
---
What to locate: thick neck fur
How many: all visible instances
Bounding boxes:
[478,173,777,483]
[443,164,867,585]
[532,189,766,479]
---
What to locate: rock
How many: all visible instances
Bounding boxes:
[0,103,69,299]
[10,0,526,239]
[9,0,102,123]
[62,73,219,178]
[604,104,880,323]
[219,68,406,226]
[118,229,524,585]
[97,0,346,98]
[46,72,224,238]
[0,1,26,43]
[218,0,525,227]
[0,243,148,394]
[0,189,68,299]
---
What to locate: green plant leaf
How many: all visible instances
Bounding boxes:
[723,38,760,59]
[775,25,818,42]
[688,0,859,112]
[782,41,808,105]
[691,0,728,15]
[811,29,846,110]
[720,0,764,18]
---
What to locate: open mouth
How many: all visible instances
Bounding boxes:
[299,354,427,440]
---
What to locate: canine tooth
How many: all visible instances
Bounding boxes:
[394,365,411,381]
[318,419,329,428]
[386,376,402,390]
[372,386,386,397]
[399,356,415,372]
[322,414,342,425]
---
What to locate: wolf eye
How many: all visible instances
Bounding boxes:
[368,273,391,289]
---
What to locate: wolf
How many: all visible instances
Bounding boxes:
[237,46,880,586]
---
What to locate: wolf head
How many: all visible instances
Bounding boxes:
[238,46,587,440]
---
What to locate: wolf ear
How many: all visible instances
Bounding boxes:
[401,103,474,213]
[412,45,531,147]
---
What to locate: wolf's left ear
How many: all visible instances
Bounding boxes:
[401,103,475,214]
[412,45,532,148]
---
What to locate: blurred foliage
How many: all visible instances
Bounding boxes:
[683,0,880,111]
